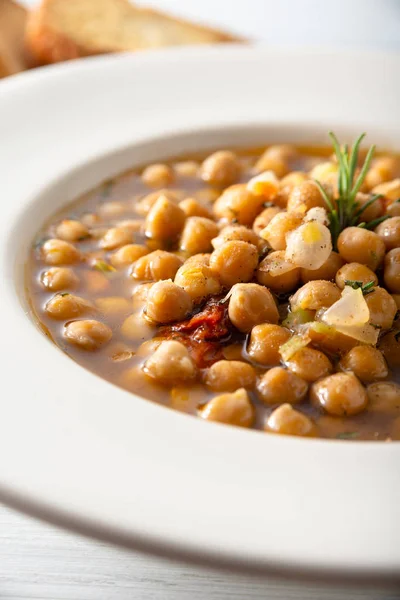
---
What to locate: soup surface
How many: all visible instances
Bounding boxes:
[27,138,400,440]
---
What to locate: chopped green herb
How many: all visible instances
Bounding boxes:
[336,431,360,440]
[94,260,116,274]
[60,292,70,297]
[344,279,375,295]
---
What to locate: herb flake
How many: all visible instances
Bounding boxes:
[93,260,116,274]
[344,279,376,295]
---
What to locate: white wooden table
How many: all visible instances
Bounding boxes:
[2,505,400,600]
[3,3,399,599]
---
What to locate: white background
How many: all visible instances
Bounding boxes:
[3,2,400,600]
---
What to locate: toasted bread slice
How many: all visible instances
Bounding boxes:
[25,0,240,66]
[0,0,27,77]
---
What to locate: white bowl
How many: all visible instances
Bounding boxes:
[0,46,399,583]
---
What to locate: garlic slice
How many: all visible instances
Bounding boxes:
[285,220,332,270]
[322,286,370,328]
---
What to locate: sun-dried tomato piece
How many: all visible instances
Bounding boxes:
[158,297,235,367]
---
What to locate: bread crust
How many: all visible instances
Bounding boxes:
[0,0,28,76]
[25,0,241,66]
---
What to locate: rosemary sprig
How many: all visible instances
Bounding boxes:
[314,132,388,248]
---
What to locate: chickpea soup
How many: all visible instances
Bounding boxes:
[27,135,400,440]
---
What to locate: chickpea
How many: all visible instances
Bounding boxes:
[99,201,128,219]
[41,239,80,265]
[145,195,186,242]
[247,324,290,366]
[287,180,327,214]
[265,404,315,437]
[213,184,264,226]
[200,388,254,428]
[132,282,153,310]
[260,211,302,251]
[257,251,301,293]
[55,219,89,242]
[375,217,400,251]
[354,193,384,223]
[310,373,368,417]
[121,311,155,342]
[378,331,400,369]
[135,189,180,217]
[63,319,112,350]
[309,161,338,186]
[209,241,258,288]
[367,382,400,412]
[257,367,308,405]
[204,360,256,392]
[300,251,344,284]
[144,340,196,385]
[110,244,149,268]
[387,202,400,218]
[372,178,400,202]
[365,156,400,189]
[180,217,219,255]
[41,267,79,291]
[100,227,132,250]
[337,227,385,271]
[81,212,101,228]
[115,219,144,233]
[95,296,131,317]
[253,206,281,235]
[212,225,259,250]
[132,250,183,281]
[255,145,296,177]
[182,253,211,267]
[88,227,108,240]
[142,163,175,188]
[145,280,193,324]
[45,293,94,320]
[392,294,400,310]
[174,260,221,302]
[335,262,378,290]
[174,161,199,177]
[228,283,279,332]
[275,171,308,207]
[290,280,341,312]
[200,150,241,187]
[365,286,397,329]
[178,197,211,218]
[285,347,332,382]
[339,346,388,383]
[384,248,400,293]
[195,188,220,203]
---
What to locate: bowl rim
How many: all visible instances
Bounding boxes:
[1,45,400,583]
